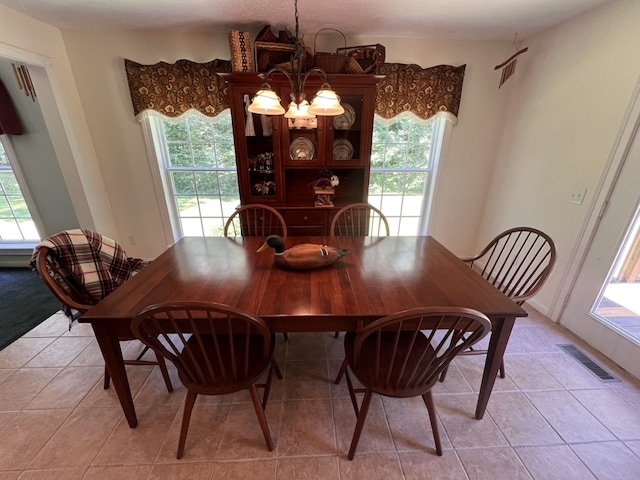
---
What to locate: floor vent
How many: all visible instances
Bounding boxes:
[558,344,619,382]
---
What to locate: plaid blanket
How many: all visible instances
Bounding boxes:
[30,229,149,304]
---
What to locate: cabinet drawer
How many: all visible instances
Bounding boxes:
[288,225,328,236]
[284,210,328,225]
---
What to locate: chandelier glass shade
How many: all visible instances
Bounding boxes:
[247,0,344,119]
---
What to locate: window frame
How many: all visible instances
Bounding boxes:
[140,110,238,244]
[369,114,451,236]
[0,135,43,246]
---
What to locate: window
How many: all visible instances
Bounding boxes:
[143,111,239,239]
[144,111,448,241]
[368,115,447,236]
[0,138,39,242]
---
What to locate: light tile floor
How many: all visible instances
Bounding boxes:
[2,305,640,479]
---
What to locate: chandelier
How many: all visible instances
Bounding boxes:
[247,0,344,119]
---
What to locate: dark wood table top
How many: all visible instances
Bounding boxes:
[81,236,526,330]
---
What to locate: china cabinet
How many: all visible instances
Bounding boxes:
[222,73,381,235]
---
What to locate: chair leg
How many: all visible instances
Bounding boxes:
[499,360,505,379]
[282,332,289,341]
[345,368,360,416]
[334,331,340,338]
[155,354,174,392]
[347,389,373,460]
[422,391,442,456]
[177,390,198,459]
[272,358,284,380]
[261,362,275,410]
[103,365,111,389]
[249,384,274,451]
[438,365,449,383]
[334,357,348,384]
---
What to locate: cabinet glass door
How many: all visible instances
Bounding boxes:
[327,93,365,167]
[234,90,284,203]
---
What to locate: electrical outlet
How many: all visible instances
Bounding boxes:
[567,188,587,205]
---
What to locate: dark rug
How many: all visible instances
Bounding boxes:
[0,267,62,351]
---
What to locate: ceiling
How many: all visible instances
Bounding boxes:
[0,0,613,40]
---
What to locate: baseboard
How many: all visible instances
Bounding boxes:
[0,249,35,268]
[527,297,554,321]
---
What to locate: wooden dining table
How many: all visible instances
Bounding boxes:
[80,235,527,427]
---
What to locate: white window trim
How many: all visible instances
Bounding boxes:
[138,109,235,245]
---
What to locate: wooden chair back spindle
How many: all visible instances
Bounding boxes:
[465,227,556,305]
[330,203,389,237]
[224,204,287,240]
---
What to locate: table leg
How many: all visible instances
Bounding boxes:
[91,323,138,428]
[475,316,515,420]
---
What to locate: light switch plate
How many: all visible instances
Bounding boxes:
[567,188,587,205]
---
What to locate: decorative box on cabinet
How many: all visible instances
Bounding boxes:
[222,73,382,235]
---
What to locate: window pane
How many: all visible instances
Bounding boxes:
[0,196,11,216]
[385,145,407,169]
[216,143,237,168]
[0,171,21,194]
[380,195,403,216]
[371,144,385,168]
[202,217,225,237]
[164,122,189,141]
[407,145,430,168]
[410,122,433,143]
[176,196,200,217]
[404,172,427,195]
[195,172,219,195]
[192,143,216,168]
[188,117,216,142]
[402,194,424,215]
[0,218,21,239]
[381,172,407,194]
[171,172,196,194]
[168,144,193,167]
[219,172,240,196]
[398,216,420,235]
[198,197,222,216]
[180,217,204,236]
[8,196,29,217]
[212,118,234,143]
[17,219,38,239]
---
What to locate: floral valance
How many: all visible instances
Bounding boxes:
[375,63,466,123]
[124,58,232,119]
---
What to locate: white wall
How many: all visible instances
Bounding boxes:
[479,0,640,315]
